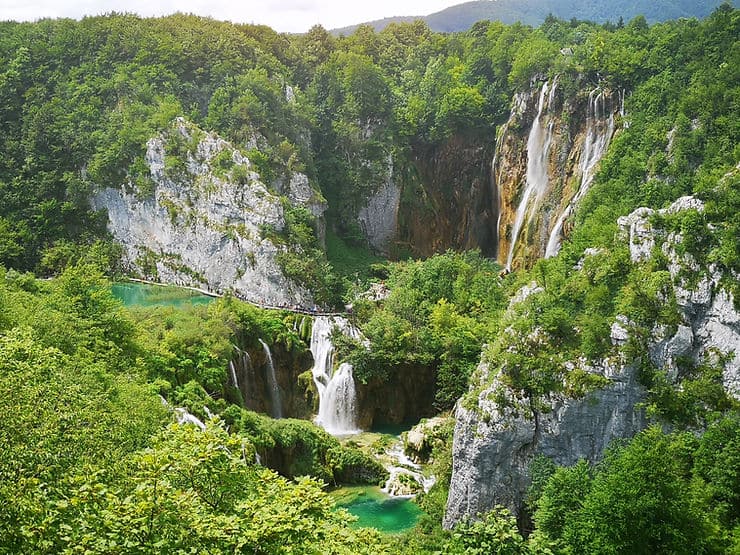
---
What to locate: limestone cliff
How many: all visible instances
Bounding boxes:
[494,78,623,269]
[397,136,497,258]
[92,118,325,306]
[444,195,739,527]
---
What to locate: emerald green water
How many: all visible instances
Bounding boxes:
[112,282,215,308]
[370,422,412,437]
[331,486,422,534]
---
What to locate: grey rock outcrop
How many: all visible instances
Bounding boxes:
[444,196,739,528]
[357,156,400,256]
[443,356,646,527]
[92,118,325,306]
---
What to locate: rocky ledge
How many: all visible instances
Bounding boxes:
[92,118,325,307]
[444,195,739,528]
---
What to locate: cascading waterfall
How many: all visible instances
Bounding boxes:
[229,346,253,406]
[382,442,437,497]
[259,338,283,419]
[310,316,361,435]
[174,407,206,430]
[229,360,239,391]
[506,79,556,269]
[545,88,616,258]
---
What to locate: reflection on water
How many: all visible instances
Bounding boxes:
[112,282,214,308]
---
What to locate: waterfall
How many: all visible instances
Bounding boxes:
[318,362,359,434]
[506,80,556,269]
[259,339,283,419]
[229,346,252,407]
[174,407,206,430]
[545,88,616,258]
[382,442,436,497]
[229,360,239,391]
[310,316,361,435]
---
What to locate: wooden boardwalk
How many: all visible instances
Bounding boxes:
[125,278,346,317]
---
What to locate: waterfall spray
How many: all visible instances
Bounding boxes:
[506,79,556,269]
[309,316,361,435]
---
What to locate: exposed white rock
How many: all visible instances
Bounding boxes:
[610,315,632,346]
[618,196,704,263]
[357,157,400,256]
[445,194,739,527]
[509,281,544,307]
[444,357,645,527]
[404,416,448,464]
[92,118,323,307]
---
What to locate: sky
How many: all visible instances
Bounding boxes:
[0,0,464,33]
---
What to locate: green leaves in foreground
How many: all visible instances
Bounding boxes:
[15,423,384,555]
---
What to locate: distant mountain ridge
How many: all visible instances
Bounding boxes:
[332,0,735,34]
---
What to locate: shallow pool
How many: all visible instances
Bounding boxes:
[112,282,215,308]
[331,486,422,534]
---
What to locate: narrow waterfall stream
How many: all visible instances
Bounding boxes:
[545,88,616,258]
[506,79,556,269]
[259,338,283,419]
[229,360,239,392]
[310,316,361,435]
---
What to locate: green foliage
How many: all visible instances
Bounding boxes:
[22,423,384,554]
[443,507,552,555]
[346,251,505,410]
[533,424,739,554]
[224,408,387,486]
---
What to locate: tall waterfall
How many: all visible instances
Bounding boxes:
[229,346,252,406]
[310,316,361,435]
[545,88,616,258]
[506,80,556,269]
[259,339,283,419]
[229,360,239,391]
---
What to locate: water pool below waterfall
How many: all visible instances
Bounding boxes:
[331,486,422,534]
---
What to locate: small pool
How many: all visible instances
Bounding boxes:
[331,486,422,534]
[112,282,215,308]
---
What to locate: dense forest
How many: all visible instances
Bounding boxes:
[0,4,738,554]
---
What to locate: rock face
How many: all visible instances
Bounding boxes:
[494,78,623,269]
[444,357,646,527]
[356,363,438,428]
[444,196,739,528]
[92,118,325,306]
[357,174,401,256]
[616,196,740,397]
[228,340,314,420]
[398,135,497,258]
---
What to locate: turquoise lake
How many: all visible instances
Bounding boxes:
[332,486,422,534]
[112,282,215,308]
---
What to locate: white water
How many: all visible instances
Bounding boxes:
[174,407,206,430]
[259,339,283,419]
[230,347,252,404]
[506,80,556,269]
[381,442,436,497]
[229,360,239,391]
[545,88,616,258]
[310,316,361,435]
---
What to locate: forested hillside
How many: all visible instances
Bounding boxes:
[332,0,735,34]
[0,4,738,554]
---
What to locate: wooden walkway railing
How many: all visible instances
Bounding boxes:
[125,278,346,316]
